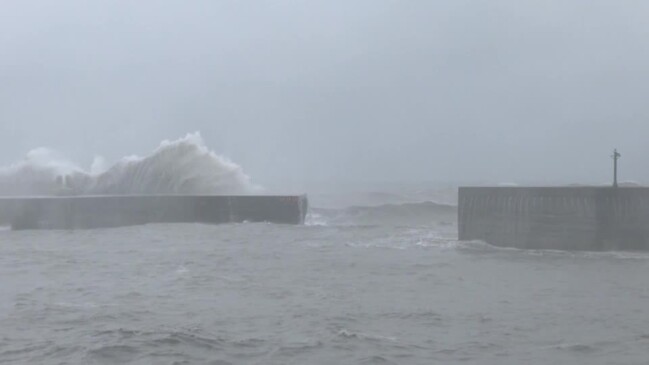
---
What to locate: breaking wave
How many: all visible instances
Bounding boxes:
[0,132,256,196]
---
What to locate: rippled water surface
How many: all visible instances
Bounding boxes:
[2,221,649,364]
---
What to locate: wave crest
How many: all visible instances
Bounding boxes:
[0,132,256,196]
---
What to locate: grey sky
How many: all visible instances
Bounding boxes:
[2,1,648,186]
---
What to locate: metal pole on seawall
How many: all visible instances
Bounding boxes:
[612,149,621,188]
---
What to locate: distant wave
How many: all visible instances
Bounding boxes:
[306,187,458,210]
[0,132,256,196]
[311,201,457,227]
[344,201,456,215]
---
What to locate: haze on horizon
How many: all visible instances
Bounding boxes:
[2,1,648,187]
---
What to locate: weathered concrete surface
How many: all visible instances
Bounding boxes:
[458,187,649,251]
[0,195,308,230]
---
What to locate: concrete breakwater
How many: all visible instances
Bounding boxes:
[1,195,308,230]
[458,187,649,250]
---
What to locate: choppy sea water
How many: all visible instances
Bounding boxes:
[2,204,649,364]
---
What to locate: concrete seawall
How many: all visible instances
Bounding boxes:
[1,195,308,230]
[458,187,649,250]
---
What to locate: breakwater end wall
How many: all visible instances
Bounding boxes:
[458,187,649,250]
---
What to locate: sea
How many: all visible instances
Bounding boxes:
[1,135,649,364]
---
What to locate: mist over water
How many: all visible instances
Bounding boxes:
[0,133,256,196]
[2,1,649,364]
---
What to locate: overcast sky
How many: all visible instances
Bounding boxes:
[1,1,648,186]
